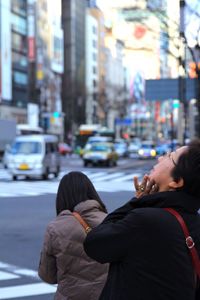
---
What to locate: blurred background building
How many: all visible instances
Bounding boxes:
[0,0,199,145]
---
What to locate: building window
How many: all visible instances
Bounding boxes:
[92,52,97,61]
[12,32,27,53]
[92,66,96,74]
[11,0,27,17]
[92,25,97,34]
[13,71,28,85]
[93,79,96,87]
[12,13,27,35]
[92,39,97,48]
[12,52,28,69]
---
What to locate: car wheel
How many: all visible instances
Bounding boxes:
[12,175,17,181]
[106,160,111,167]
[42,168,49,180]
[54,166,60,178]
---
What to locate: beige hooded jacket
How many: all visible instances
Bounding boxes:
[38,199,108,300]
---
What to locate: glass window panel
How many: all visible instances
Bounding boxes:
[13,71,28,85]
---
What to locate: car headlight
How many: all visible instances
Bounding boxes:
[151,150,156,157]
[138,149,144,155]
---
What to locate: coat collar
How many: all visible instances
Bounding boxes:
[130,191,200,213]
[59,200,102,217]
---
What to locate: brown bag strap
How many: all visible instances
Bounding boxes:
[164,208,200,279]
[72,211,91,234]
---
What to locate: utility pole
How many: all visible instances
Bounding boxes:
[179,0,187,144]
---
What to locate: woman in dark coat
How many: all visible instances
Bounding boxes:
[84,140,200,300]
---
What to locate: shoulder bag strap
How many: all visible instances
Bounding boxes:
[164,208,200,279]
[72,211,91,234]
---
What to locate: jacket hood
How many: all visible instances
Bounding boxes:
[59,199,103,216]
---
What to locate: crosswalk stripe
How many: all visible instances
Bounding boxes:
[93,172,124,182]
[87,171,108,179]
[0,169,143,197]
[0,283,56,299]
[112,173,141,182]
[0,271,19,281]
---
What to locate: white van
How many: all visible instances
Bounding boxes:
[7,135,61,180]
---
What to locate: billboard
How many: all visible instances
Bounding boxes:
[27,0,36,62]
[51,25,64,74]
[0,0,12,101]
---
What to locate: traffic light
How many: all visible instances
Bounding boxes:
[53,112,60,118]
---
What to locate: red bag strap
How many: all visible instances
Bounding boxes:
[72,211,91,234]
[164,208,200,279]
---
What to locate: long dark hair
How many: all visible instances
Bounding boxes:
[56,171,107,215]
[171,139,200,197]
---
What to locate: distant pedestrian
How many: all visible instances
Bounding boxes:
[84,139,200,300]
[38,171,108,300]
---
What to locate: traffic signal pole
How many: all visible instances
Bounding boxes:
[179,0,187,144]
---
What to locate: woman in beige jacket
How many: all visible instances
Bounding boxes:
[38,171,108,300]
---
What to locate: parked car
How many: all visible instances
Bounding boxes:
[155,142,171,156]
[128,140,141,157]
[138,141,156,159]
[80,136,113,158]
[114,141,128,158]
[82,142,118,167]
[7,134,61,180]
[58,143,72,155]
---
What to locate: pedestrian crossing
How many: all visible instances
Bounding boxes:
[0,261,56,299]
[0,168,143,197]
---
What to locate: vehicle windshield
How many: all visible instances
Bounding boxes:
[141,144,154,149]
[10,141,42,154]
[91,144,110,152]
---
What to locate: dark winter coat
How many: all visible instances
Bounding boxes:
[38,200,108,300]
[84,191,200,300]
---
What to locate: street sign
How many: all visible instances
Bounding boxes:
[145,78,198,101]
[115,118,132,125]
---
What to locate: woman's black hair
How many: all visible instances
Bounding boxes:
[56,171,107,215]
[171,139,200,197]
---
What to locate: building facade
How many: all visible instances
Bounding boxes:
[0,0,28,122]
[62,0,87,142]
[0,0,64,137]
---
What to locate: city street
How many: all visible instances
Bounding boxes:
[0,155,155,299]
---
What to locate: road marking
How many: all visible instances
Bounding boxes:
[0,283,57,299]
[0,271,19,281]
[0,262,39,279]
[93,172,124,182]
[112,173,141,182]
[14,269,38,278]
[0,169,143,197]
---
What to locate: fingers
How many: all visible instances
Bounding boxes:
[133,175,159,198]
[133,176,140,191]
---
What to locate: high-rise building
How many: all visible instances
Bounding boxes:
[62,0,87,141]
[0,0,64,137]
[35,0,64,136]
[0,0,28,122]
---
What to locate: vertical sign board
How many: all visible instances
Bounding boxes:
[51,25,64,74]
[27,103,39,127]
[27,0,35,62]
[0,0,1,102]
[0,0,12,101]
